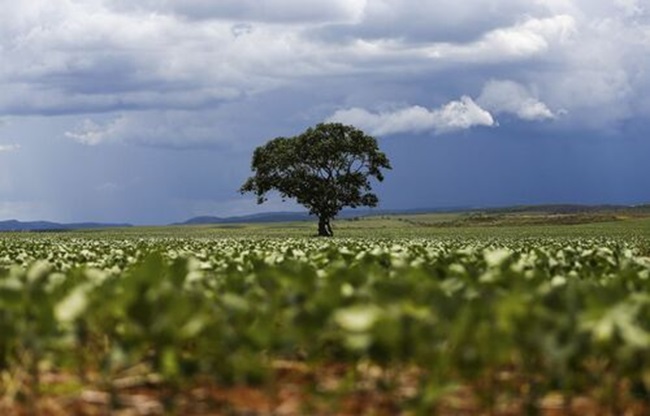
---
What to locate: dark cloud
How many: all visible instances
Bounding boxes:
[106,0,364,23]
[2,1,646,130]
[1,0,649,223]
[309,0,547,44]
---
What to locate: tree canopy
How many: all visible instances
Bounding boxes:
[240,123,391,236]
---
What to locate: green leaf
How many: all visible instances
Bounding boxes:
[55,285,89,323]
[334,305,381,332]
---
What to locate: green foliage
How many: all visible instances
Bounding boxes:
[240,123,391,235]
[1,234,650,412]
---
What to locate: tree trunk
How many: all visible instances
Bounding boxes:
[318,216,333,237]
[326,220,333,237]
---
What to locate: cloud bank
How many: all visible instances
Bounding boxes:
[327,78,559,137]
[328,97,495,136]
[0,0,647,143]
[64,112,234,148]
[1,0,650,224]
[477,80,556,121]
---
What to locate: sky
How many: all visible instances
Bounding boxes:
[1,0,649,225]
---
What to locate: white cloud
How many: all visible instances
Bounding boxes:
[0,3,580,119]
[64,111,243,148]
[614,0,645,18]
[477,80,555,120]
[107,0,367,24]
[534,12,647,127]
[425,15,576,62]
[328,97,495,136]
[313,15,578,71]
[1,0,392,119]
[65,118,125,145]
[329,79,559,137]
[0,144,21,152]
[1,0,649,142]
[320,0,550,43]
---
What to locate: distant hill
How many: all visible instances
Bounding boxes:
[177,212,313,225]
[0,220,132,232]
[176,209,438,225]
[177,206,487,225]
[176,204,650,226]
[4,204,647,231]
[483,204,650,214]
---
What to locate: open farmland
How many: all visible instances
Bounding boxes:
[2,215,650,414]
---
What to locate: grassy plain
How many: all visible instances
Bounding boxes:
[85,209,650,240]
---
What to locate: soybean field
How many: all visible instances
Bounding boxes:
[2,215,650,414]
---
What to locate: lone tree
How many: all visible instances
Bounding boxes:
[240,123,391,236]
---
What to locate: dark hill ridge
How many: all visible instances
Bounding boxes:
[177,212,312,225]
[177,204,650,225]
[485,204,650,214]
[2,204,649,231]
[0,220,132,232]
[175,209,394,225]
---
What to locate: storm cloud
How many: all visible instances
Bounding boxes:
[0,0,649,223]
